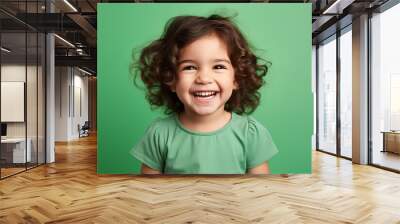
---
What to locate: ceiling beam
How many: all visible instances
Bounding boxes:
[67,13,97,45]
[55,55,96,71]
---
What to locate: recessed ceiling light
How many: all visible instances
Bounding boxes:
[77,67,93,76]
[322,0,354,15]
[54,34,75,48]
[63,0,78,12]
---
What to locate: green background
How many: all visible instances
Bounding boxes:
[97,3,312,174]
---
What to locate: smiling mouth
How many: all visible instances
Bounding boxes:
[191,91,219,98]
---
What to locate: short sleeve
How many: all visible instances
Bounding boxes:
[246,116,279,169]
[130,120,166,171]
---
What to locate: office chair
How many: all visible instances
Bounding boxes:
[79,121,90,138]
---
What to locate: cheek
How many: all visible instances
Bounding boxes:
[174,78,192,94]
[223,75,237,89]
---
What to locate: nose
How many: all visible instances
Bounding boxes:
[195,68,212,84]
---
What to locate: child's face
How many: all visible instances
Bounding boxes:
[170,33,238,117]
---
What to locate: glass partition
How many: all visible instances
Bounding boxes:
[38,32,45,165]
[1,30,28,177]
[371,3,400,171]
[0,1,46,179]
[27,30,38,169]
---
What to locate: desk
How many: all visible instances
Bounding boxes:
[381,131,400,154]
[1,138,31,163]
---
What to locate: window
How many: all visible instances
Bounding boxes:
[317,35,337,154]
[339,27,352,158]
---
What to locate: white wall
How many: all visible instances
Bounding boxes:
[55,67,89,141]
[1,65,41,137]
[72,73,89,138]
[55,66,70,141]
[1,66,26,133]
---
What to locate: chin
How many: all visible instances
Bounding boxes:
[189,106,222,116]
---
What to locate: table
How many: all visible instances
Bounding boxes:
[381,131,400,154]
[1,138,31,163]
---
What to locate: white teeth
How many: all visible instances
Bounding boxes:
[193,91,217,97]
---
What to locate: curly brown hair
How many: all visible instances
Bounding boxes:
[133,14,269,115]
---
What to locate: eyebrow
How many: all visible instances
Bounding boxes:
[178,59,231,65]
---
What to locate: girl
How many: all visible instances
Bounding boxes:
[131,14,278,174]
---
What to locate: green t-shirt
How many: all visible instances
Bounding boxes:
[130,113,278,174]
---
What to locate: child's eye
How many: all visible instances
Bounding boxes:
[214,64,227,70]
[182,65,197,71]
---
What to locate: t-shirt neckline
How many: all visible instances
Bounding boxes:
[174,112,236,136]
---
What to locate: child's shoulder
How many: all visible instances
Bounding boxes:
[141,115,178,142]
[231,113,271,141]
[232,113,266,131]
[147,115,177,130]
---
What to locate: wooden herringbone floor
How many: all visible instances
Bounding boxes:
[1,134,400,224]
